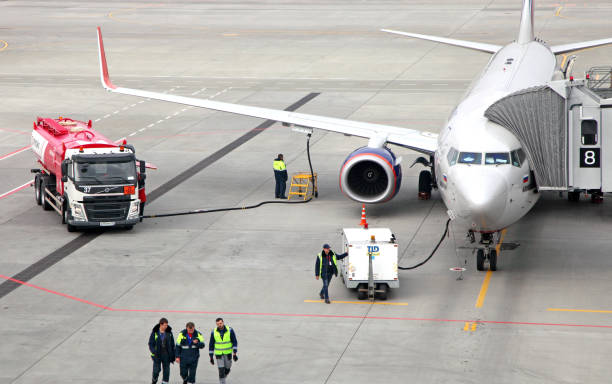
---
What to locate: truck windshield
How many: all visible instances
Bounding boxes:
[74,161,136,184]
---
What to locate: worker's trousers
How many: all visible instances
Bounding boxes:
[180,359,198,383]
[151,355,171,383]
[275,179,286,198]
[216,354,233,384]
[319,275,332,300]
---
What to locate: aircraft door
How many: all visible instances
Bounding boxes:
[570,106,601,189]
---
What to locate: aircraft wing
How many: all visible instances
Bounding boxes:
[550,37,612,54]
[381,29,501,54]
[96,27,438,155]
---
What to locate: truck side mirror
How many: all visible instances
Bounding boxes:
[61,160,69,182]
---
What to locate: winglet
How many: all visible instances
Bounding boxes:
[97,27,116,90]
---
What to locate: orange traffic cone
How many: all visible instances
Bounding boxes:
[359,204,368,228]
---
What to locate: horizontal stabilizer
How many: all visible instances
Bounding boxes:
[551,38,612,54]
[381,29,501,53]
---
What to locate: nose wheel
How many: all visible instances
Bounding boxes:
[476,248,497,271]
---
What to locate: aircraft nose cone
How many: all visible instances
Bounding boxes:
[454,168,508,230]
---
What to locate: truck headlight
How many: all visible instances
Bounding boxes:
[71,202,87,221]
[127,200,140,219]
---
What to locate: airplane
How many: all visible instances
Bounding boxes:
[96,0,612,271]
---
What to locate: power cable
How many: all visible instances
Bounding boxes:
[398,217,451,270]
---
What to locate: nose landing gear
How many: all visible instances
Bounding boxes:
[470,231,498,271]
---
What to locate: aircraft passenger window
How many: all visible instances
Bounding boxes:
[581,120,598,145]
[511,151,521,167]
[447,147,458,166]
[485,153,510,165]
[458,152,482,164]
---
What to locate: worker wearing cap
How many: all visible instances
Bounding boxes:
[315,244,348,304]
[273,154,288,199]
[175,322,205,384]
[209,318,238,384]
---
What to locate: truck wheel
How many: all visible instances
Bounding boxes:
[41,179,52,211]
[63,206,76,232]
[34,175,42,205]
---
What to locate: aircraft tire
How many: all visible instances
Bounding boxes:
[418,170,432,198]
[476,249,485,271]
[489,249,497,271]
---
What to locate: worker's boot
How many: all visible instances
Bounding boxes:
[320,293,324,299]
[325,298,330,304]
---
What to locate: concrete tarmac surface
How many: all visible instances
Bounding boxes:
[2,1,612,383]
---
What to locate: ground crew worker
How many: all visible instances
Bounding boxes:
[148,317,175,384]
[273,153,288,199]
[175,322,205,384]
[209,318,238,384]
[315,244,348,304]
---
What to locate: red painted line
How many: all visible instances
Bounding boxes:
[2,274,612,329]
[0,128,30,135]
[0,145,31,161]
[0,180,33,200]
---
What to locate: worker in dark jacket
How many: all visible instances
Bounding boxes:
[148,317,175,384]
[209,318,238,384]
[175,322,205,384]
[273,153,288,199]
[315,244,348,304]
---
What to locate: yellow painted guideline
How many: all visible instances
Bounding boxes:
[548,308,612,314]
[475,229,506,308]
[0,40,8,52]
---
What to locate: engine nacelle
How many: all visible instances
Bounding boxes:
[340,147,402,203]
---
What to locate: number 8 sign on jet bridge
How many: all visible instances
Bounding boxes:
[580,148,600,168]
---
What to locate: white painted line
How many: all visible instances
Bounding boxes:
[104,114,111,118]
[173,111,180,116]
[156,120,164,124]
[139,100,145,104]
[0,180,34,200]
[130,103,137,107]
[433,83,448,86]
[113,110,119,114]
[139,128,146,132]
[181,108,188,112]
[128,132,137,137]
[122,106,129,111]
[191,91,201,95]
[0,145,31,161]
[147,123,155,128]
[400,83,417,86]
[94,118,101,122]
[165,116,172,120]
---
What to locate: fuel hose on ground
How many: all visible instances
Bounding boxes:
[398,218,451,270]
[141,134,316,219]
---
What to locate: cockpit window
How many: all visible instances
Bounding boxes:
[447,147,459,166]
[458,152,482,164]
[511,148,526,167]
[485,153,510,165]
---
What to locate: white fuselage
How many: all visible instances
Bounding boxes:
[434,41,557,232]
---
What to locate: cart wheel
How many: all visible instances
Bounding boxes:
[34,175,42,205]
[377,284,388,301]
[357,284,367,300]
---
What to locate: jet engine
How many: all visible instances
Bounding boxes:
[340,146,402,203]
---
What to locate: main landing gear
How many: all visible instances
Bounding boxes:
[468,231,498,271]
[412,156,436,200]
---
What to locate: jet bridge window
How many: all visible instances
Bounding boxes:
[485,152,510,165]
[458,152,482,165]
[447,147,459,166]
[581,120,598,145]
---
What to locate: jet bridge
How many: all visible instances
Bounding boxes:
[484,66,612,193]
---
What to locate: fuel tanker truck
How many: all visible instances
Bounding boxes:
[31,117,147,231]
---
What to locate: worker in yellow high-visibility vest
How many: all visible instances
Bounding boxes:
[273,154,288,199]
[209,318,238,384]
